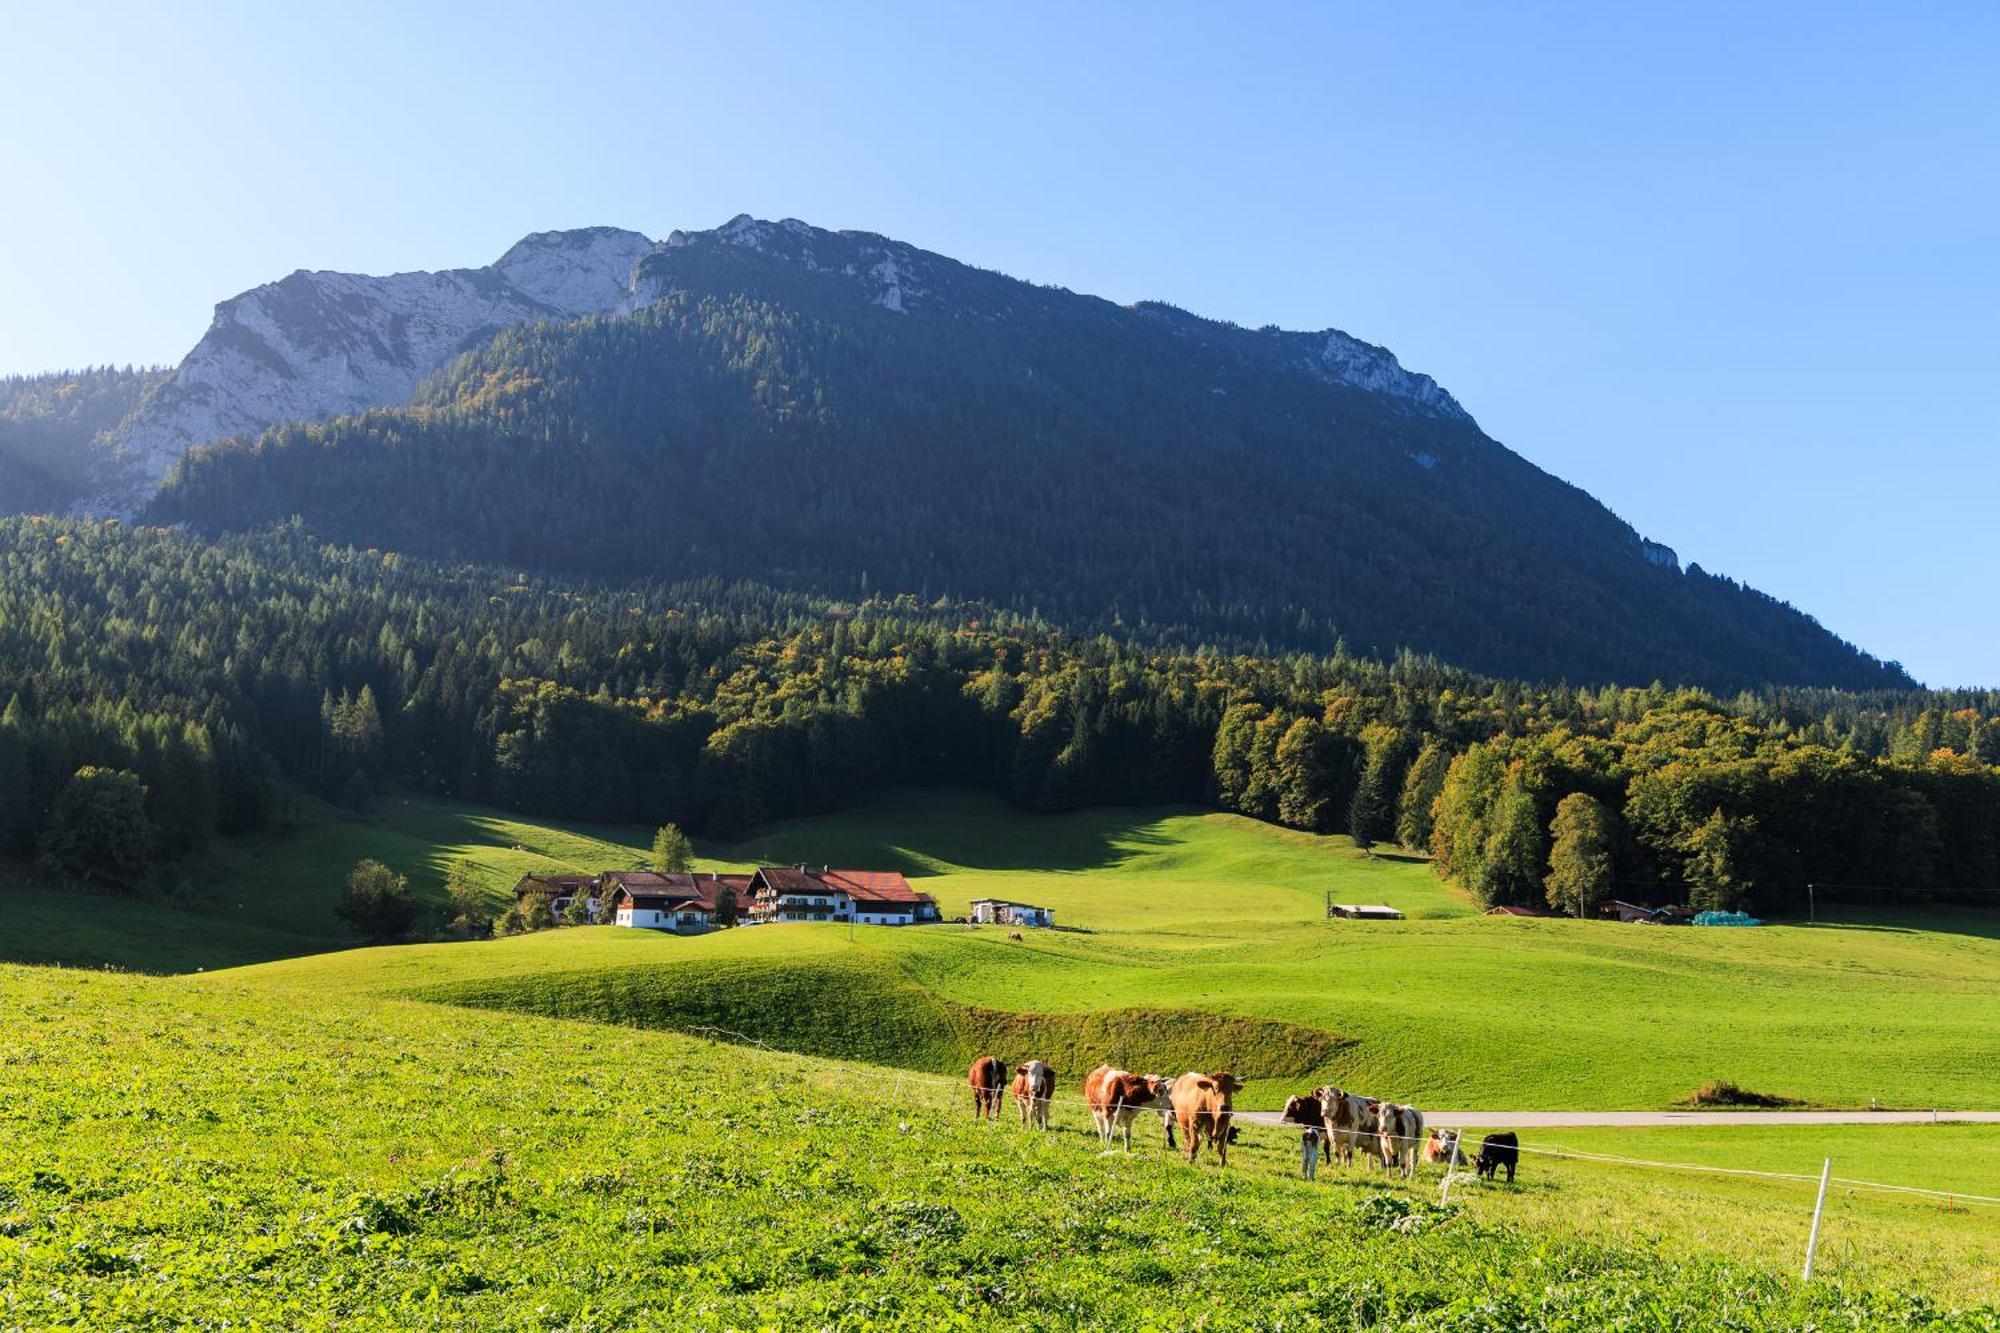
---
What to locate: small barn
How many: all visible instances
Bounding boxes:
[969,898,1055,928]
[1599,899,1661,924]
[1328,903,1404,921]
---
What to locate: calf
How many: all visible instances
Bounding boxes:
[1424,1128,1466,1168]
[968,1055,1007,1120]
[1375,1101,1426,1177]
[1311,1085,1376,1168]
[1283,1095,1329,1181]
[1170,1071,1245,1166]
[1149,1073,1181,1149]
[1082,1066,1170,1151]
[1012,1060,1056,1130]
[1476,1131,1520,1184]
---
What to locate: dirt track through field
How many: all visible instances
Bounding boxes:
[1235,1108,2000,1128]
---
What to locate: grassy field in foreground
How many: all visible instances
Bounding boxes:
[2,963,1994,1327]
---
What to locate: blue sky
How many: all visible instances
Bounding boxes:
[3,2,1993,685]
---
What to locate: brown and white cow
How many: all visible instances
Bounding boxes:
[1082,1065,1170,1151]
[1311,1085,1377,1168]
[1012,1060,1057,1130]
[968,1055,1007,1120]
[1375,1101,1426,1177]
[1170,1071,1245,1166]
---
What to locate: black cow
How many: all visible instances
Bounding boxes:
[1475,1131,1520,1183]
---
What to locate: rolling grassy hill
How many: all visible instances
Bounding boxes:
[12,788,2000,1111]
[9,787,2000,1317]
[3,962,1994,1323]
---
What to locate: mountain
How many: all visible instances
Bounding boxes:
[146,215,1906,691]
[77,228,663,516]
[0,366,168,515]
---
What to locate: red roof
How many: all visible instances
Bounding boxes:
[819,869,922,905]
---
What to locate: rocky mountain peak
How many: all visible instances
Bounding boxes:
[78,227,661,517]
[493,227,662,317]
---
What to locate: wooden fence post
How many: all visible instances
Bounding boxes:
[1802,1157,1832,1281]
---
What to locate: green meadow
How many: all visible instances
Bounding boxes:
[2,963,1995,1325]
[83,786,1995,1112]
[6,787,1999,1322]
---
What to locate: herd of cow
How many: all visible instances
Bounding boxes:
[966,1057,1521,1184]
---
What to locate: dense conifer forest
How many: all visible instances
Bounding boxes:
[0,366,166,515]
[147,222,1906,693]
[2,519,1991,914]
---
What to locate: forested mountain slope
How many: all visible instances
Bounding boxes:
[0,366,167,515]
[151,216,1902,690]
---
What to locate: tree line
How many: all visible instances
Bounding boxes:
[0,518,1993,914]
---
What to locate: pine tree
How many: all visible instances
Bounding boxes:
[1348,725,1405,846]
[1686,809,1755,912]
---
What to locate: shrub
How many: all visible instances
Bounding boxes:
[1684,1081,1801,1108]
[335,859,420,943]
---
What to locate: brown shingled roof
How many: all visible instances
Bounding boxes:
[820,869,922,905]
[514,873,598,899]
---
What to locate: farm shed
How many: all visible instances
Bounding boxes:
[969,898,1055,927]
[1328,903,1404,920]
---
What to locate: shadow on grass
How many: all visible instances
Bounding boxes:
[1774,907,2000,942]
[1364,849,1433,866]
[710,790,1215,877]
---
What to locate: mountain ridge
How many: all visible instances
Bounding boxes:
[145,215,1906,691]
[76,227,663,516]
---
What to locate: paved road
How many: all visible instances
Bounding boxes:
[1236,1108,2000,1129]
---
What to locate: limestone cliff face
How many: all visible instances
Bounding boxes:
[81,228,661,516]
